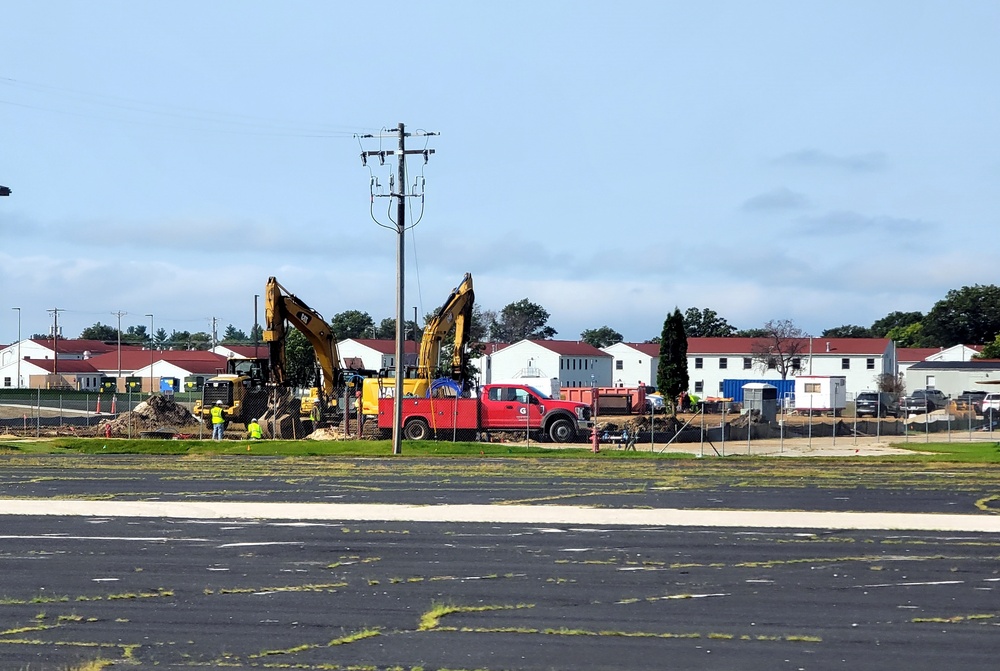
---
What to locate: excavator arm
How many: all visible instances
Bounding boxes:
[417,272,475,382]
[263,276,340,399]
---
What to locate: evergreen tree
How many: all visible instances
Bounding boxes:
[656,308,688,415]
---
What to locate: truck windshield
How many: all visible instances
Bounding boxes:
[526,386,551,399]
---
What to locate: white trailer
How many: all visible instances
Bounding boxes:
[794,375,847,415]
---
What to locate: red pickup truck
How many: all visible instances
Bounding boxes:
[377,383,593,443]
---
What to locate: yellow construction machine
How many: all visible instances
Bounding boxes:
[262,276,371,436]
[361,272,475,416]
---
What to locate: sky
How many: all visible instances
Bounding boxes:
[2,1,999,345]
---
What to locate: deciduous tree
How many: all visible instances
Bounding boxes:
[683,308,736,337]
[330,310,376,341]
[870,311,923,338]
[79,322,119,341]
[750,319,809,380]
[821,325,872,338]
[489,299,557,342]
[580,326,623,348]
[921,284,1000,347]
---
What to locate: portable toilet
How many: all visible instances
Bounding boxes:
[742,382,777,422]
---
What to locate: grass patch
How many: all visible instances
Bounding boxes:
[0,436,991,463]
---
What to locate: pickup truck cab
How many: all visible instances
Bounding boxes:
[378,383,593,443]
[902,389,948,415]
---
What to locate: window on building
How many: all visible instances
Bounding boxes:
[719,357,728,369]
[743,357,752,369]
[767,357,776,369]
[3,377,9,387]
[718,381,724,392]
[694,381,704,393]
[584,359,588,370]
[791,357,801,370]
[560,359,563,370]
[805,383,821,393]
[842,358,850,369]
[695,357,703,369]
[615,360,623,370]
[866,358,875,370]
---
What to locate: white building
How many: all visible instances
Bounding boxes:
[476,340,613,389]
[600,342,659,388]
[601,338,896,400]
[336,338,418,372]
[0,338,142,389]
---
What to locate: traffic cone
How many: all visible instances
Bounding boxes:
[95,395,102,414]
[111,395,117,415]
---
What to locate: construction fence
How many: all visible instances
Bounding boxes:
[0,386,367,440]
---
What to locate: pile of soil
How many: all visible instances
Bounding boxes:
[100,395,200,437]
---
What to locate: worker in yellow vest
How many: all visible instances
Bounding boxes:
[210,400,226,441]
[247,418,263,440]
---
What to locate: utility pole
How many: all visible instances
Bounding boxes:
[112,311,127,383]
[48,308,62,386]
[359,123,438,455]
[211,317,218,350]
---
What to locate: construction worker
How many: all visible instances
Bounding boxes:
[210,400,226,441]
[310,400,322,427]
[247,418,263,440]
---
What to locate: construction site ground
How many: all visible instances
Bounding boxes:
[3,397,991,458]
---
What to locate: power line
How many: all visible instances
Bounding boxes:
[358,123,439,456]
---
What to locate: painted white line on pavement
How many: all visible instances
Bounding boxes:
[0,500,999,533]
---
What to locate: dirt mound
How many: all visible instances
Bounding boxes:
[101,396,200,437]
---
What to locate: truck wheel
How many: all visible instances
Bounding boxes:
[403,418,430,441]
[548,418,575,443]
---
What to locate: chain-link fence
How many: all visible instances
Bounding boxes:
[0,385,371,440]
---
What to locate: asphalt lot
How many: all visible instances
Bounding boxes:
[0,455,998,669]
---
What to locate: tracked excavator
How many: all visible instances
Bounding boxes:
[260,276,371,437]
[361,272,475,417]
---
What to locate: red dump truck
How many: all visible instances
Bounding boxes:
[377,383,593,443]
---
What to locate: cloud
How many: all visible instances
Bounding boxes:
[796,210,931,235]
[741,187,810,213]
[773,149,888,173]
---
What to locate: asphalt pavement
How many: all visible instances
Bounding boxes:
[0,455,998,670]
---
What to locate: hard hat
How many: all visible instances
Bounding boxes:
[251,418,257,423]
[215,400,223,405]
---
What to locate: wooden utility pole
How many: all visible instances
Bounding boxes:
[359,123,437,455]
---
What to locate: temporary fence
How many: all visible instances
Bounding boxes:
[0,386,364,441]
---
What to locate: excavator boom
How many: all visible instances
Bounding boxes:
[263,276,340,398]
[418,272,475,382]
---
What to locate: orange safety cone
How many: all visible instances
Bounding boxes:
[110,395,117,414]
[95,395,102,414]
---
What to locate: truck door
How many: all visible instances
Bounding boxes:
[483,386,544,430]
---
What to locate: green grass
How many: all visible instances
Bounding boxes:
[883,441,1000,463]
[2,437,1000,463]
[1,436,691,459]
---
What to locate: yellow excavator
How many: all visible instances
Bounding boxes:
[361,273,475,416]
[262,276,373,436]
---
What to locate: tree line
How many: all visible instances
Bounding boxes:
[70,283,1000,355]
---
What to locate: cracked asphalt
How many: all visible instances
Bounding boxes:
[0,455,998,670]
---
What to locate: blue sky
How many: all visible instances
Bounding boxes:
[2,1,999,344]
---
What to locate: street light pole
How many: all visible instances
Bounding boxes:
[11,307,20,388]
[145,314,154,396]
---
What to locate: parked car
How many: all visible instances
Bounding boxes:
[855,391,900,418]
[901,388,949,415]
[645,393,665,411]
[982,392,1000,420]
[955,390,988,415]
